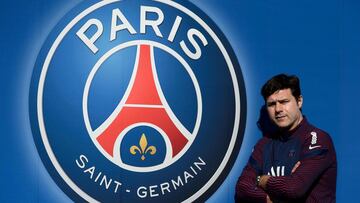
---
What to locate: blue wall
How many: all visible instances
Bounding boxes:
[0,0,358,202]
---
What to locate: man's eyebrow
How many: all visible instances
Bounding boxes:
[266,101,276,106]
[267,98,289,104]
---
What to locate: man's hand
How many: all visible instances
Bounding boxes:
[266,195,273,203]
[259,161,300,202]
[258,175,271,190]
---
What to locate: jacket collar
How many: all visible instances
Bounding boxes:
[277,116,309,141]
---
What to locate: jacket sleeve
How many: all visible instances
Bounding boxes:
[264,131,336,199]
[235,138,268,203]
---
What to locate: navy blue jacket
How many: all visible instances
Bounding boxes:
[235,118,337,202]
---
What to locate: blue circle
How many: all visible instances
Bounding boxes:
[29,0,247,202]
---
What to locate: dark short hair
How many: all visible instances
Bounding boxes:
[261,74,301,101]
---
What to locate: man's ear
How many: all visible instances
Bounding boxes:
[297,95,303,108]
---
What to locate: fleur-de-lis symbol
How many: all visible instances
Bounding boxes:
[130,133,157,160]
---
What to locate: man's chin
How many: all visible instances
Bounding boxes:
[275,121,289,128]
[276,123,291,131]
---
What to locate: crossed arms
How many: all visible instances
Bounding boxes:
[235,134,334,202]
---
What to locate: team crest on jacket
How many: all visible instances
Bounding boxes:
[29,0,246,202]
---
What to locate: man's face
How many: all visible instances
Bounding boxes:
[266,88,303,131]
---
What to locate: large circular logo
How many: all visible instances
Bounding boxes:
[30,0,246,202]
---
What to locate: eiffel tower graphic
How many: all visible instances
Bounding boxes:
[92,44,194,165]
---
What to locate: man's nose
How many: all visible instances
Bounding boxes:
[275,102,283,112]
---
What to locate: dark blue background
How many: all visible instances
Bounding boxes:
[1,0,358,202]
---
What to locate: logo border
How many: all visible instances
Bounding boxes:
[30,0,247,202]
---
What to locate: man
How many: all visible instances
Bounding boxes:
[235,74,337,203]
